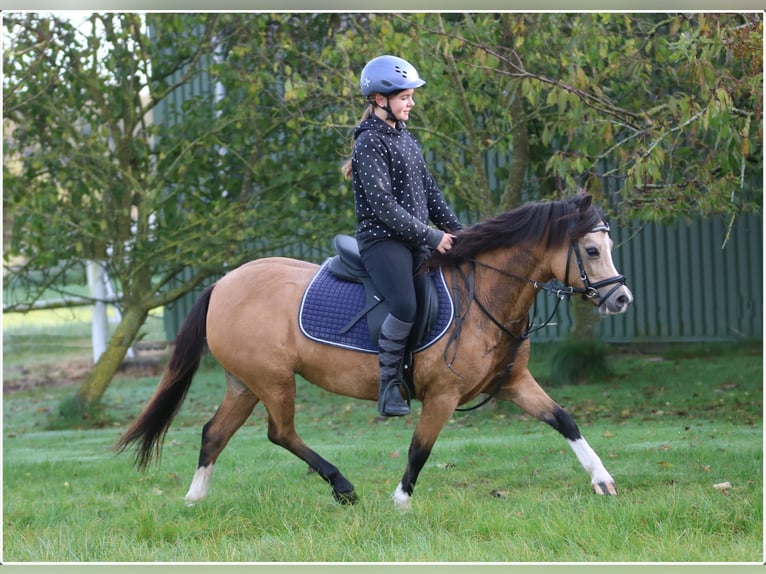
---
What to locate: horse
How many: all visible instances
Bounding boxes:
[117,194,633,509]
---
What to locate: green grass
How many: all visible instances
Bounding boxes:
[2,310,763,563]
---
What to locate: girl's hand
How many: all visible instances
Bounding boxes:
[436,233,457,254]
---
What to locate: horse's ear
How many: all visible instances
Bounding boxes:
[578,194,593,211]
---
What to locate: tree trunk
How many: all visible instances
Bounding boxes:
[499,14,529,212]
[64,304,149,420]
[501,81,529,212]
[548,297,608,386]
[570,296,600,341]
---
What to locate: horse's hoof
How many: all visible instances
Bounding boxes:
[392,483,412,510]
[593,481,618,496]
[333,489,358,505]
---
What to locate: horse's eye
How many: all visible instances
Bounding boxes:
[586,247,600,258]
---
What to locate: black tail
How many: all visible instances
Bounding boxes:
[116,284,215,470]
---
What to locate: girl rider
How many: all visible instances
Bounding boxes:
[342,55,463,417]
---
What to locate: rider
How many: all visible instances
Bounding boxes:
[342,55,463,417]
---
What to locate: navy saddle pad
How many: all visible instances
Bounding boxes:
[298,260,454,354]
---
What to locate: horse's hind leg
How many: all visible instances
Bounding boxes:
[260,378,357,504]
[500,369,617,496]
[185,371,259,504]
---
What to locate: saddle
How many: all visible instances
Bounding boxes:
[325,234,440,350]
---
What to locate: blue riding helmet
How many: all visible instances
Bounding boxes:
[360,55,426,98]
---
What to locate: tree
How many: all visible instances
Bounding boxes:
[2,13,353,421]
[433,13,761,222]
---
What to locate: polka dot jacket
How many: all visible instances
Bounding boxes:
[352,115,463,252]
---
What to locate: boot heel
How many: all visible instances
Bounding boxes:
[378,381,410,417]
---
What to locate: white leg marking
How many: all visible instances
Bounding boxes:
[568,438,616,494]
[392,482,412,510]
[185,464,215,505]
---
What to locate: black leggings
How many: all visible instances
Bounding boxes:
[360,240,420,324]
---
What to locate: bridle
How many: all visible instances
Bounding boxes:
[566,223,627,308]
[464,222,626,330]
[449,222,627,412]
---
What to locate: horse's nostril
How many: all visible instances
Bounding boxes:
[617,295,631,308]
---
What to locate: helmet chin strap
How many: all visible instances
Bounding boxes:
[372,98,405,130]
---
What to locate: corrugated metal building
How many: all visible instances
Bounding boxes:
[162,213,762,344]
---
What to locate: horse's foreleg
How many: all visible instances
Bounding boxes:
[185,372,259,504]
[499,370,617,496]
[394,394,459,510]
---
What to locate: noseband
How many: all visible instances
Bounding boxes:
[567,223,627,309]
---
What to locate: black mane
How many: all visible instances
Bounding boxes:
[427,194,604,269]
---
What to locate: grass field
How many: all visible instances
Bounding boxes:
[2,308,763,563]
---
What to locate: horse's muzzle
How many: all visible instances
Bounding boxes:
[597,284,633,316]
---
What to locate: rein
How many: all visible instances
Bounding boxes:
[446,262,518,412]
[449,224,627,413]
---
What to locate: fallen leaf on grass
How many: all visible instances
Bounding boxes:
[713,481,733,494]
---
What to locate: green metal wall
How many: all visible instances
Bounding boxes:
[163,213,762,343]
[529,213,762,342]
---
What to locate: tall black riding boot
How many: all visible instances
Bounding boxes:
[377,314,413,417]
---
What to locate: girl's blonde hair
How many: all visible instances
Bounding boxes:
[341,104,375,179]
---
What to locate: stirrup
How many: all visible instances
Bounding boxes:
[378,380,410,417]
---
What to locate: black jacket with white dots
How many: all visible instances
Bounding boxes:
[352,115,463,253]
